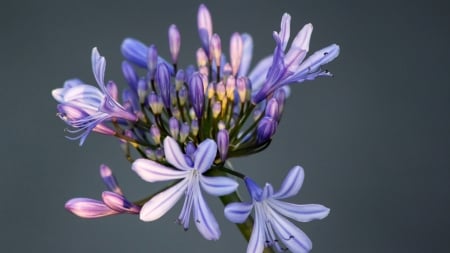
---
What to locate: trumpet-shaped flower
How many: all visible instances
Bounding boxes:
[132,137,238,240]
[225,166,329,253]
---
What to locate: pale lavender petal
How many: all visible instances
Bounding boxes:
[132,158,188,182]
[193,188,221,240]
[278,13,291,51]
[163,137,191,170]
[230,32,243,76]
[268,209,312,253]
[247,206,265,253]
[273,165,304,199]
[224,202,253,223]
[91,47,106,86]
[102,191,140,214]
[284,23,312,71]
[194,139,217,173]
[248,55,273,92]
[295,44,340,75]
[200,175,238,196]
[268,200,330,222]
[139,178,188,221]
[238,33,253,77]
[65,198,117,218]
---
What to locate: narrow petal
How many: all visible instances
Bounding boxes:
[65,198,117,218]
[295,44,340,75]
[273,165,304,199]
[163,137,191,170]
[247,206,265,253]
[139,179,188,221]
[284,23,313,70]
[268,209,312,253]
[132,158,188,182]
[200,175,238,196]
[193,188,221,240]
[278,13,291,51]
[268,200,330,222]
[224,202,253,223]
[193,139,217,173]
[91,47,106,86]
[238,33,253,77]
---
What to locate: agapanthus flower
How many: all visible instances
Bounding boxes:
[132,137,238,240]
[52,48,137,145]
[65,164,140,218]
[224,166,329,253]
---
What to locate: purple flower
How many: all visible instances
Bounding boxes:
[250,14,340,103]
[132,137,238,240]
[225,166,329,253]
[65,164,140,218]
[52,48,137,145]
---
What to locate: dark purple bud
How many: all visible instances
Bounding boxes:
[216,126,229,161]
[102,191,140,214]
[188,72,205,119]
[156,63,172,109]
[256,116,277,143]
[168,24,181,64]
[147,45,158,79]
[169,117,180,139]
[175,69,185,91]
[121,61,139,91]
[197,4,213,53]
[99,164,122,195]
[185,141,197,157]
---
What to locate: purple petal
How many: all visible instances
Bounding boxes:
[273,165,304,199]
[139,178,188,221]
[268,209,312,253]
[295,44,340,76]
[132,158,188,182]
[102,191,140,214]
[65,198,117,218]
[168,24,181,63]
[284,23,312,71]
[194,139,217,173]
[163,137,191,170]
[248,55,273,93]
[268,200,330,222]
[247,206,265,253]
[193,188,221,240]
[278,13,291,51]
[224,202,253,223]
[197,4,213,52]
[230,32,243,76]
[245,177,263,202]
[200,175,238,196]
[91,47,106,86]
[238,33,253,77]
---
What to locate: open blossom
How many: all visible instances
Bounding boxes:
[132,137,238,240]
[52,48,137,145]
[65,164,140,218]
[225,166,329,253]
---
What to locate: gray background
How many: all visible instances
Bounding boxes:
[1,0,449,252]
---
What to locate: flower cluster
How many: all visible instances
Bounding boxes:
[53,4,339,253]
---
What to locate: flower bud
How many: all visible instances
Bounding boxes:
[121,61,138,91]
[212,101,221,118]
[178,86,188,106]
[147,45,158,79]
[230,32,243,76]
[148,92,163,114]
[226,76,236,100]
[191,119,199,136]
[216,125,229,161]
[196,48,208,67]
[137,79,148,104]
[150,124,161,145]
[65,198,117,218]
[102,191,140,214]
[197,4,213,53]
[168,24,181,64]
[99,164,122,195]
[156,63,172,109]
[175,69,185,91]
[169,117,180,139]
[236,77,248,103]
[179,122,190,143]
[210,34,222,67]
[264,98,279,120]
[188,72,205,119]
[256,116,277,143]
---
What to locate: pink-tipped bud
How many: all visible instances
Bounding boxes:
[65,198,117,219]
[197,4,213,53]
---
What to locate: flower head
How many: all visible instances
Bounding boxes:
[132,137,238,240]
[225,166,329,253]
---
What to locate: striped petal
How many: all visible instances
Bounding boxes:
[200,175,238,196]
[224,202,253,223]
[273,165,304,199]
[194,139,217,173]
[247,206,265,253]
[163,137,191,170]
[65,198,117,218]
[102,191,140,214]
[91,47,106,86]
[140,178,188,221]
[132,158,188,182]
[268,199,330,222]
[193,188,221,240]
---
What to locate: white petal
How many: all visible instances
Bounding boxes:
[91,47,106,86]
[224,202,253,223]
[163,137,191,170]
[139,179,188,221]
[200,176,238,196]
[247,205,265,253]
[268,199,330,222]
[132,158,188,182]
[268,208,312,253]
[238,33,253,77]
[273,165,304,199]
[194,139,217,173]
[193,188,221,240]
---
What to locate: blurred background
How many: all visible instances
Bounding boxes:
[1,0,449,252]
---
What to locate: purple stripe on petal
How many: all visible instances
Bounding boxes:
[193,189,221,240]
[65,198,117,218]
[163,137,191,170]
[132,158,188,182]
[268,200,329,222]
[224,202,253,223]
[102,191,140,214]
[194,139,216,173]
[99,164,122,194]
[272,165,304,199]
[200,176,238,196]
